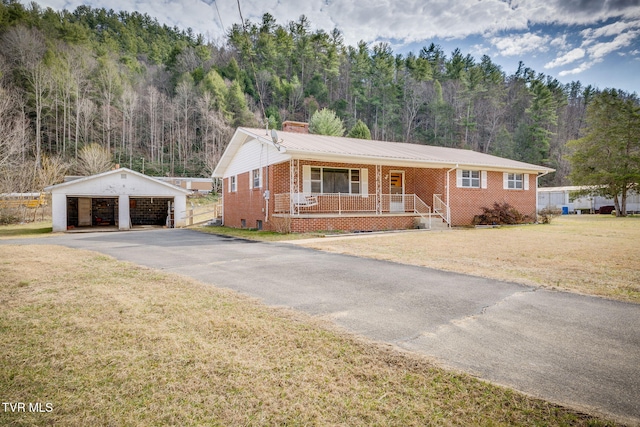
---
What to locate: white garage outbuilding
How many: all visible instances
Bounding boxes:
[45,167,190,232]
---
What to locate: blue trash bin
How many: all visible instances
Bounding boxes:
[561,206,569,215]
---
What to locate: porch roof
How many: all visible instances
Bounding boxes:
[213,127,555,177]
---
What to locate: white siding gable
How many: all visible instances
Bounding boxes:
[48,170,187,197]
[224,138,290,178]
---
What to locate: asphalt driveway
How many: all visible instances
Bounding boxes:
[3,228,639,424]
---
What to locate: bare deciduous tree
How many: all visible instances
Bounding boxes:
[1,26,50,170]
[37,155,69,188]
[121,84,138,168]
[0,86,29,170]
[76,143,113,176]
[66,44,96,159]
[78,98,96,145]
[97,57,122,155]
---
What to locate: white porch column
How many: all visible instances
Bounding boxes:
[51,193,67,232]
[173,195,187,227]
[375,165,382,215]
[118,194,130,230]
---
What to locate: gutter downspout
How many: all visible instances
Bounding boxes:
[220,181,224,226]
[445,164,458,226]
[536,171,550,221]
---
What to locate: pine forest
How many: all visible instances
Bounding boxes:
[0,0,631,194]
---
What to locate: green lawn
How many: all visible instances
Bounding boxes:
[198,225,323,241]
[0,220,52,238]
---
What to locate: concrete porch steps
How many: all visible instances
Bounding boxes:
[417,214,450,230]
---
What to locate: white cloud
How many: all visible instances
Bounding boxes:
[33,0,640,44]
[550,33,568,50]
[558,61,597,77]
[470,44,491,57]
[490,33,551,56]
[544,48,586,68]
[583,20,640,40]
[513,0,640,26]
[587,30,640,59]
[552,28,639,77]
[31,0,640,48]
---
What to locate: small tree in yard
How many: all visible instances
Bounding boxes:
[348,119,371,139]
[308,108,345,136]
[567,89,640,216]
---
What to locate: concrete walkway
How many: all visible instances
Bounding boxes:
[3,229,639,425]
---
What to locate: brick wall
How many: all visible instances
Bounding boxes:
[282,121,309,133]
[288,215,415,233]
[223,168,268,229]
[380,166,444,206]
[448,171,537,225]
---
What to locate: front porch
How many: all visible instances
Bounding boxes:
[272,193,449,232]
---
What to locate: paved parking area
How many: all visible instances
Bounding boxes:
[3,228,639,424]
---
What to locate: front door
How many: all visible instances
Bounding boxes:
[389,171,404,212]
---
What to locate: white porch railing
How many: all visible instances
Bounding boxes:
[433,194,450,226]
[274,193,432,227]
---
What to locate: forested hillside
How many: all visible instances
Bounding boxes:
[0,0,623,193]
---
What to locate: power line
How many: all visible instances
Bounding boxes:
[213,0,224,33]
[236,0,245,26]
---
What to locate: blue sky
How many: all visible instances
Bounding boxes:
[37,0,640,93]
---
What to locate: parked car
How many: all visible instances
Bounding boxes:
[598,205,615,214]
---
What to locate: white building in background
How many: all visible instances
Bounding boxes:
[538,186,640,214]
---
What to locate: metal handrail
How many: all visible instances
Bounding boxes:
[413,194,432,229]
[433,194,450,225]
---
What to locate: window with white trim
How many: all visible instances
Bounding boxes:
[506,173,524,189]
[310,167,321,193]
[229,175,237,192]
[251,168,261,188]
[309,167,361,194]
[460,170,480,188]
[350,169,360,194]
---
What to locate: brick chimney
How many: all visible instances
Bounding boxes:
[282,121,309,134]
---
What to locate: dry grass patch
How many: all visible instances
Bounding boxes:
[0,245,616,426]
[298,216,640,303]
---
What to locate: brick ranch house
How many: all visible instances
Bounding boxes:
[212,127,554,233]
